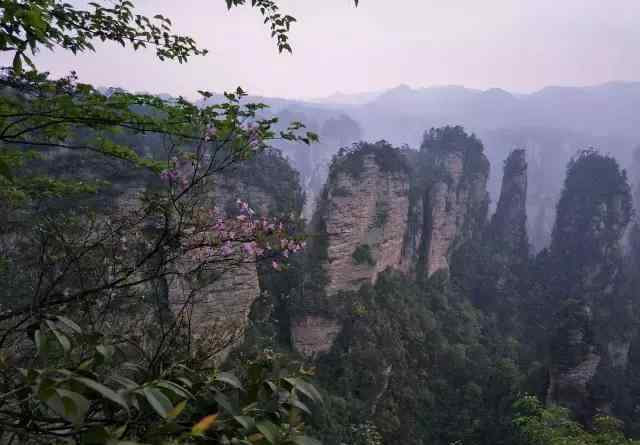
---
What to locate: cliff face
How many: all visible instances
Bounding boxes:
[490,149,528,257]
[166,150,303,358]
[545,150,633,420]
[419,127,490,277]
[293,130,491,356]
[321,154,410,294]
[167,249,261,358]
[291,142,411,356]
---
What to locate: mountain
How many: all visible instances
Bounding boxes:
[249,81,640,251]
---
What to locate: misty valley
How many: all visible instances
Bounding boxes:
[2,2,640,445]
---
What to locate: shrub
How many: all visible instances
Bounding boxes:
[352,244,375,266]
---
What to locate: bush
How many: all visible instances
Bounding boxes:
[352,244,375,266]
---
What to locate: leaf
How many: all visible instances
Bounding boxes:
[96,344,114,360]
[42,390,66,420]
[216,371,244,390]
[57,388,90,426]
[80,426,110,444]
[111,375,138,390]
[214,391,235,414]
[156,380,193,399]
[167,399,187,420]
[234,415,256,430]
[291,435,321,445]
[34,329,43,355]
[289,399,312,416]
[56,315,82,333]
[284,378,323,404]
[112,424,127,439]
[74,376,129,412]
[256,420,280,444]
[143,386,173,419]
[191,414,218,435]
[46,320,71,355]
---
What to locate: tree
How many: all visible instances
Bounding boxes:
[0,1,365,443]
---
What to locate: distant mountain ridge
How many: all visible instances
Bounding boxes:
[103,81,640,251]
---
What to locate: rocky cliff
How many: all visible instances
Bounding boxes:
[291,141,411,356]
[169,150,304,358]
[489,149,528,257]
[417,126,490,277]
[545,150,633,420]
[320,148,410,294]
[293,128,491,356]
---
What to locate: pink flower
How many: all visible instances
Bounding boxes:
[160,169,179,182]
[221,241,233,257]
[242,242,257,256]
[272,261,281,271]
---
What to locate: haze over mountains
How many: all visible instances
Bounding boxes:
[242,81,640,251]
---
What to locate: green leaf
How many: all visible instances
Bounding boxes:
[111,375,138,390]
[214,391,235,414]
[234,415,256,430]
[284,378,323,404]
[58,388,90,426]
[256,420,280,444]
[34,329,43,355]
[74,376,129,412]
[156,380,193,399]
[112,424,128,439]
[291,435,321,445]
[80,426,110,445]
[96,345,115,362]
[56,315,82,333]
[48,325,71,355]
[143,386,173,419]
[289,399,312,416]
[216,371,244,390]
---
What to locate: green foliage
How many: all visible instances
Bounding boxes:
[552,149,631,268]
[352,244,375,266]
[314,271,523,445]
[0,0,206,73]
[328,140,409,181]
[418,125,490,186]
[222,148,305,216]
[0,315,322,444]
[513,396,640,445]
[0,2,329,445]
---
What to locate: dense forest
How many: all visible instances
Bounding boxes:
[2,2,640,445]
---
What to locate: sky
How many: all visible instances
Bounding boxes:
[26,0,640,100]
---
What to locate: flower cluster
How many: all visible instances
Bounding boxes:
[244,123,262,152]
[159,155,201,191]
[184,199,304,271]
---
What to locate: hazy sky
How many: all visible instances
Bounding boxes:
[27,0,640,100]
